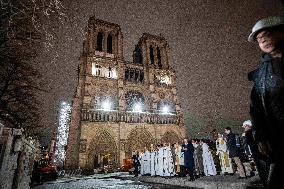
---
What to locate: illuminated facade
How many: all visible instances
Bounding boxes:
[65,17,186,170]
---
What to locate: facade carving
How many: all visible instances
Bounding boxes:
[65,16,186,170]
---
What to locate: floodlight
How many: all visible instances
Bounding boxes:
[162,106,170,114]
[102,101,111,111]
[133,103,142,112]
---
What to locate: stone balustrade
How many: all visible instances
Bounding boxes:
[81,109,179,124]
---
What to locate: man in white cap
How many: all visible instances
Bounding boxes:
[248,16,284,188]
[242,119,269,186]
[242,120,253,157]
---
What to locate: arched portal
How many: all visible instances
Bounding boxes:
[160,131,180,144]
[125,128,155,158]
[87,130,117,169]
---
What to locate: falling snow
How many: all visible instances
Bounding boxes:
[3,0,282,142]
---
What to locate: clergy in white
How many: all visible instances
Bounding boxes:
[167,143,175,176]
[143,147,151,175]
[179,145,185,177]
[162,144,169,176]
[139,151,144,175]
[201,140,217,176]
[150,146,157,176]
[157,145,164,176]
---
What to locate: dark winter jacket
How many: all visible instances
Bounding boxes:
[245,129,268,161]
[132,154,140,167]
[226,132,240,158]
[181,143,195,168]
[249,52,284,161]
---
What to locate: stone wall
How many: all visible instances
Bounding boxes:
[0,126,39,189]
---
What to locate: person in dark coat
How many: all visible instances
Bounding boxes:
[247,16,284,188]
[192,139,204,177]
[242,120,270,187]
[132,151,140,177]
[171,143,176,173]
[181,138,195,181]
[224,127,246,179]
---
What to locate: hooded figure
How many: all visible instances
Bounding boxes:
[248,16,284,188]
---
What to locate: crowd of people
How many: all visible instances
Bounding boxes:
[132,125,255,181]
[133,15,284,189]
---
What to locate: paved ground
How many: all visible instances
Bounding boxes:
[31,172,265,189]
[31,173,191,189]
[119,174,265,189]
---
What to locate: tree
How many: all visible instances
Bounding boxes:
[184,111,207,139]
[0,0,44,135]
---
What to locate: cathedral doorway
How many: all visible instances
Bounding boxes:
[87,130,117,169]
[160,131,180,144]
[125,128,155,158]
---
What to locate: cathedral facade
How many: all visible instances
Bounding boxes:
[65,17,186,170]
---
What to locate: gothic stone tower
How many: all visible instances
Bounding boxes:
[65,17,186,170]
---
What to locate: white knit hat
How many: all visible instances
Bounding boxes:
[248,16,284,42]
[242,120,252,128]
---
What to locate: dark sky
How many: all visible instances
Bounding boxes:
[36,0,283,141]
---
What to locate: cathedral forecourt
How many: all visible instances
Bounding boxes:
[65,16,186,170]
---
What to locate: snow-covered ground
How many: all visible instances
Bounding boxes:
[32,173,150,189]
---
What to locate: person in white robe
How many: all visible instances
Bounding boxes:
[200,140,217,176]
[179,144,185,177]
[143,147,151,175]
[157,145,164,176]
[150,144,156,176]
[139,151,144,175]
[155,145,160,176]
[216,134,234,174]
[162,143,169,176]
[167,143,175,176]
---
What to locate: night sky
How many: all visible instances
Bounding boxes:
[36,0,283,142]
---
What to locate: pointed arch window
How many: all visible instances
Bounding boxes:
[107,34,113,53]
[139,72,144,83]
[96,32,103,51]
[134,45,142,64]
[150,45,154,65]
[157,47,162,68]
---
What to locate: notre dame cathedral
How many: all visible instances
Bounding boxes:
[65,16,186,170]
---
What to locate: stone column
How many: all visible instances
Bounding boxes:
[117,30,123,60]
[154,45,158,68]
[165,43,170,69]
[103,31,107,54]
[89,27,94,52]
